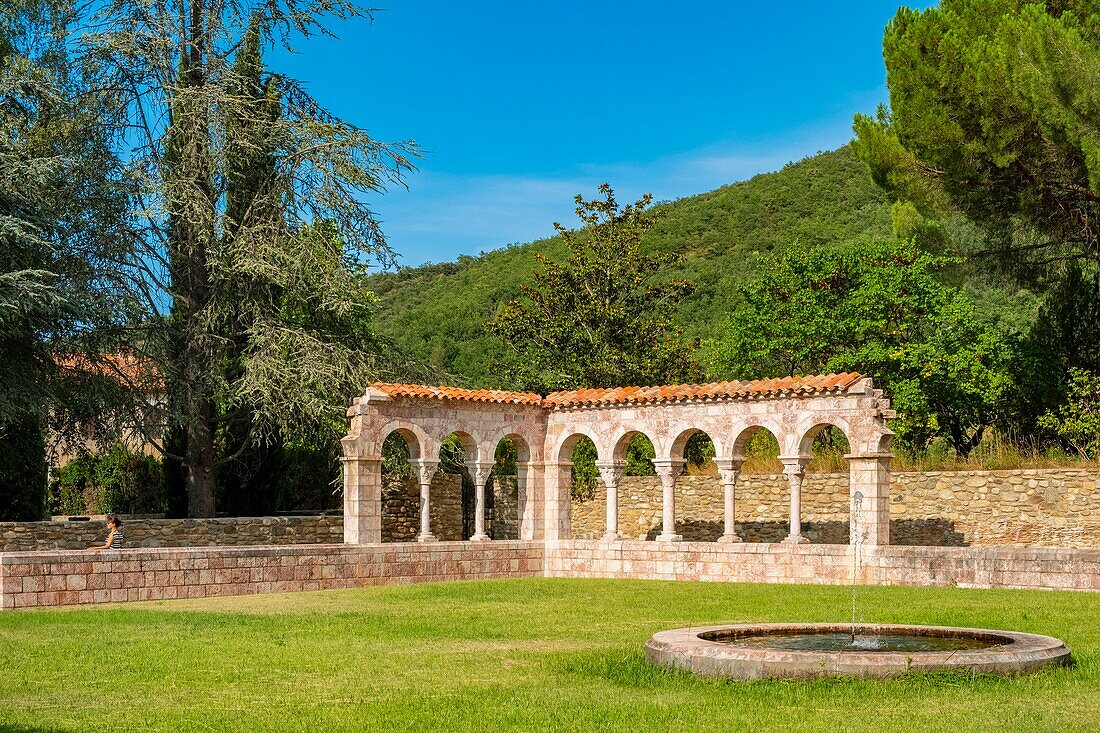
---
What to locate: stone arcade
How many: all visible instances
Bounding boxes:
[340,373,896,547]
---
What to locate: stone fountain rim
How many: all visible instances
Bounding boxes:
[645,623,1072,679]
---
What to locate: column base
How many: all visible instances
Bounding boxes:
[655,533,683,542]
[469,533,491,542]
[782,534,811,545]
[600,532,622,542]
[416,533,438,543]
[717,533,743,543]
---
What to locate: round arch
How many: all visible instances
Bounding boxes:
[374,420,434,460]
[610,428,658,463]
[553,428,604,462]
[730,421,785,461]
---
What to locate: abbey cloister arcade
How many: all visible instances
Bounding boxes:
[341,373,896,548]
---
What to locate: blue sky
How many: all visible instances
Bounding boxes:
[274,2,933,267]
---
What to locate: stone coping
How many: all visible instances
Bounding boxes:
[645,623,1072,679]
[557,538,1100,560]
[0,540,542,564]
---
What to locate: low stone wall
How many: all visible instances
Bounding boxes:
[381,474,519,542]
[382,473,464,542]
[544,540,1100,592]
[570,468,1100,548]
[0,541,544,609]
[0,515,343,552]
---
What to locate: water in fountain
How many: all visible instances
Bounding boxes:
[714,630,998,653]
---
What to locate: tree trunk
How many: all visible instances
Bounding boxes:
[186,398,217,517]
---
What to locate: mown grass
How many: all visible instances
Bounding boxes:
[1,578,1097,732]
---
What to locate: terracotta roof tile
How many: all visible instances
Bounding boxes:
[370,373,865,408]
[370,383,544,406]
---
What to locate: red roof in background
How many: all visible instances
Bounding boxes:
[55,352,162,389]
[371,373,866,409]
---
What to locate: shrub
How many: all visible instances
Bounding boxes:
[49,443,164,516]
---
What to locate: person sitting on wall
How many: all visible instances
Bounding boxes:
[89,516,124,551]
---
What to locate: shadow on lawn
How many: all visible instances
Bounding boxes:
[0,725,82,733]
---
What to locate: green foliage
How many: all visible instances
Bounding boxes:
[0,415,47,520]
[708,238,1016,456]
[50,443,163,516]
[369,148,895,387]
[853,0,1100,271]
[488,184,702,392]
[1039,369,1100,459]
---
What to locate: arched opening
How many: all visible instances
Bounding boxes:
[559,433,600,539]
[380,429,421,542]
[730,425,784,542]
[438,431,477,540]
[488,435,529,540]
[667,428,719,540]
[604,431,657,540]
[799,423,853,544]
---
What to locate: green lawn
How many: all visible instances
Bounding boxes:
[1,578,1097,732]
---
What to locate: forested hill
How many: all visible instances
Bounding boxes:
[369,145,897,386]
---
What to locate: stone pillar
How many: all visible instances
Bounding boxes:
[779,456,810,545]
[341,455,382,545]
[466,459,494,541]
[542,461,572,541]
[714,458,743,543]
[410,459,439,543]
[848,454,891,546]
[517,461,543,541]
[651,459,685,542]
[595,460,626,541]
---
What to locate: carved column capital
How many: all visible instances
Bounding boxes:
[779,456,809,478]
[594,460,626,488]
[464,460,495,487]
[409,459,438,486]
[650,459,685,488]
[713,458,743,486]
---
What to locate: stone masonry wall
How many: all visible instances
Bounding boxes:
[380,474,518,542]
[0,515,343,552]
[571,468,1100,548]
[544,541,1100,592]
[0,541,544,610]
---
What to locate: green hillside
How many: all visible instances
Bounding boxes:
[370,146,897,387]
[371,145,1038,389]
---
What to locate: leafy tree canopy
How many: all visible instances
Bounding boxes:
[488,184,702,393]
[707,238,1016,457]
[853,0,1100,272]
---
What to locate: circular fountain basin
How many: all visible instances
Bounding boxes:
[645,623,1071,680]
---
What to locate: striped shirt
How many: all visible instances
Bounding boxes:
[107,529,124,549]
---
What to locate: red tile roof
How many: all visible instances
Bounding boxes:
[370,383,544,406]
[371,373,866,409]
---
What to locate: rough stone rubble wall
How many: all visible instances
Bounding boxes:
[381,474,519,542]
[570,468,1100,548]
[0,541,544,609]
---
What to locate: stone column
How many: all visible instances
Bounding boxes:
[341,454,382,545]
[595,460,626,541]
[848,454,891,546]
[779,456,810,545]
[410,459,439,543]
[466,459,495,541]
[714,458,743,543]
[651,459,685,542]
